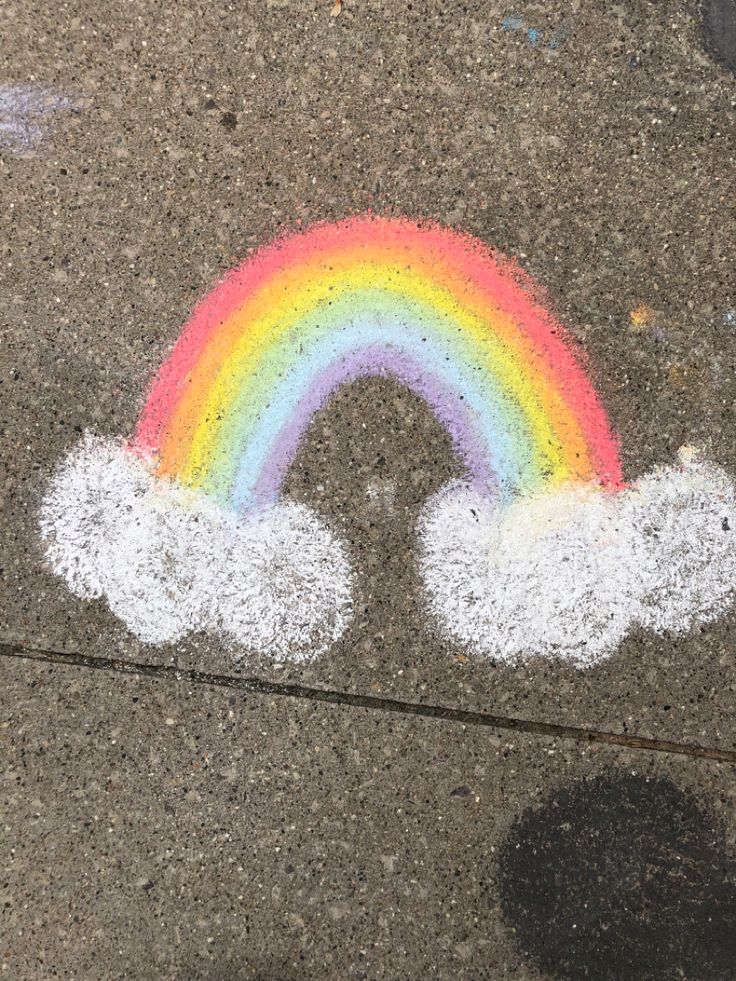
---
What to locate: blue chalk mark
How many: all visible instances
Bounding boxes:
[548,21,572,50]
[502,14,524,31]
[502,13,572,50]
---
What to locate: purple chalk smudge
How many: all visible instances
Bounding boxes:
[0,84,85,155]
[249,344,497,508]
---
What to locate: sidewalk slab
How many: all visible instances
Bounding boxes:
[3,0,736,750]
[2,655,736,980]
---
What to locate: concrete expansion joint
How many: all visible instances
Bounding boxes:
[2,639,735,765]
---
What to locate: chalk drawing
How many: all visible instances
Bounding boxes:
[41,434,353,659]
[0,84,85,155]
[133,218,622,509]
[501,13,573,51]
[629,303,655,329]
[40,216,736,665]
[419,450,736,666]
[501,14,524,31]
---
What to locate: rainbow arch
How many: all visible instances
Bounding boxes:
[133,216,622,512]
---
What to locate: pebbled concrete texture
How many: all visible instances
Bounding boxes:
[3,654,736,981]
[5,3,736,976]
[2,0,736,747]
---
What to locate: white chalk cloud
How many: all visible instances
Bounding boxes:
[41,436,736,669]
[418,452,736,667]
[39,434,354,661]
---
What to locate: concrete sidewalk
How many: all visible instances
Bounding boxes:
[4,656,736,980]
[3,0,736,977]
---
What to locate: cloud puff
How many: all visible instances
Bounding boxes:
[418,453,736,667]
[39,434,354,661]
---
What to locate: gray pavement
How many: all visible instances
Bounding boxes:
[4,656,736,980]
[3,0,736,977]
[2,0,736,745]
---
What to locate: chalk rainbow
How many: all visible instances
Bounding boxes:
[133,216,622,512]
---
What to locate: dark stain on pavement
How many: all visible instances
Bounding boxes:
[498,773,736,980]
[703,0,736,72]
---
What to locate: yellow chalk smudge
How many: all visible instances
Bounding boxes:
[630,304,654,329]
